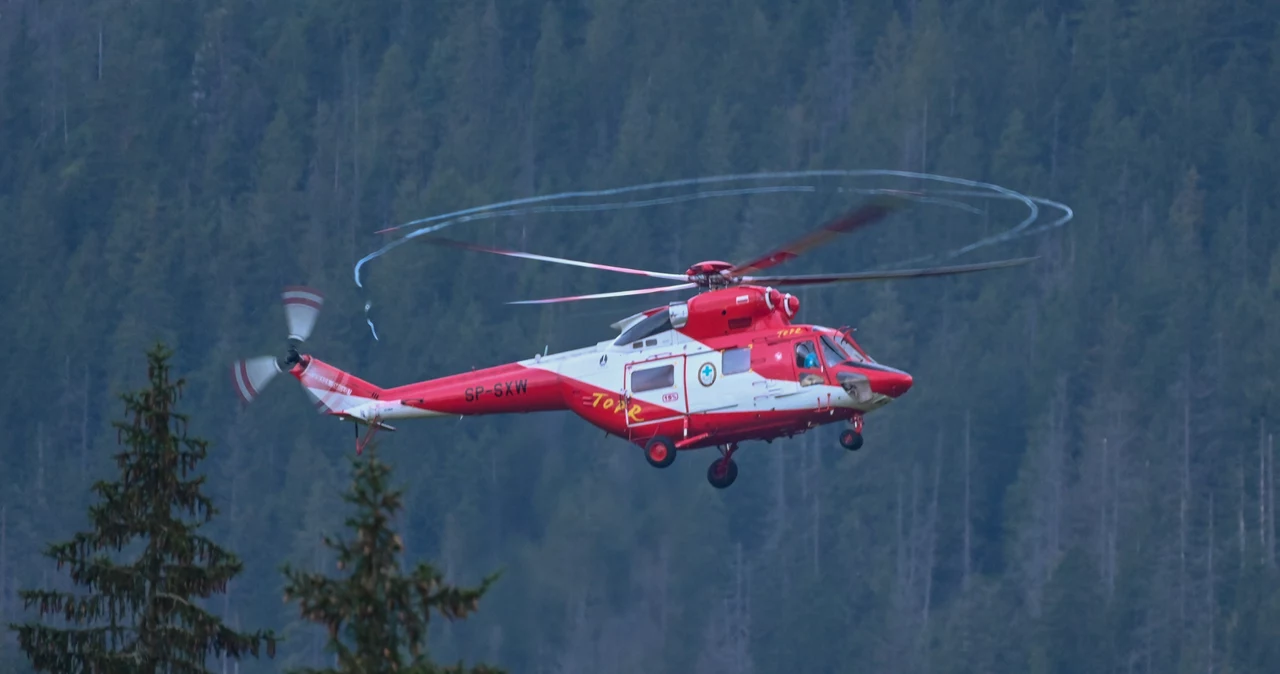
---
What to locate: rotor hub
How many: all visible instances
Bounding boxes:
[684,260,737,290]
[685,260,734,277]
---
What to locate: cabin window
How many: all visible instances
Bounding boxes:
[631,364,675,392]
[722,347,750,375]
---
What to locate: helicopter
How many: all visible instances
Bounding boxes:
[233,195,1034,488]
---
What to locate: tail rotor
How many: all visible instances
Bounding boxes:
[232,286,326,405]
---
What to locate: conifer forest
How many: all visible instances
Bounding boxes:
[3,0,1280,671]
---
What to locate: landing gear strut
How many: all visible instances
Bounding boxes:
[840,414,864,451]
[355,417,384,455]
[707,443,739,489]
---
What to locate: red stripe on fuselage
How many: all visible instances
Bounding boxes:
[392,363,566,416]
[549,376,843,450]
[388,363,691,435]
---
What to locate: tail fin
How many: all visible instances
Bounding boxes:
[290,356,386,417]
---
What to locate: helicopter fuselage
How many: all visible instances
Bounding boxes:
[291,285,913,451]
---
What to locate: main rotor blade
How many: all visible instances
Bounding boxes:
[419,236,688,281]
[728,194,911,276]
[743,256,1038,286]
[508,283,698,305]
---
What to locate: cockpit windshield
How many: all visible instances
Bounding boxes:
[818,335,845,367]
[826,332,871,364]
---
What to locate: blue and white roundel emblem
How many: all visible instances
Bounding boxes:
[698,362,717,387]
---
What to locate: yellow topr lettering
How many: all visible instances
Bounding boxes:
[589,392,645,422]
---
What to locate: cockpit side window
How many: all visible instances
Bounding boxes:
[795,340,820,370]
[614,308,672,346]
[795,339,823,386]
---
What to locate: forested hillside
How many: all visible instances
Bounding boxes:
[3,0,1279,671]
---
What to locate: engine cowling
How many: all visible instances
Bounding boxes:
[764,288,800,317]
[679,286,799,339]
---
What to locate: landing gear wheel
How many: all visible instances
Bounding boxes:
[644,436,677,468]
[707,458,739,489]
[840,429,864,451]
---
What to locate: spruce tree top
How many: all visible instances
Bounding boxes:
[282,442,503,674]
[9,343,277,673]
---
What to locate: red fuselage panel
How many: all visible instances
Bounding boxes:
[392,363,566,415]
[677,286,796,341]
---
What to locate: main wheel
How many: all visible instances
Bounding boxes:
[644,436,677,468]
[707,458,739,489]
[839,429,864,451]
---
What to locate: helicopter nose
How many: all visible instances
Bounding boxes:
[868,367,913,398]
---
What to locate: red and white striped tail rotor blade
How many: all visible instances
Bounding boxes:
[282,286,325,342]
[298,382,333,414]
[232,356,281,404]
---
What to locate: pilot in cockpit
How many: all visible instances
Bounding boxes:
[794,341,824,386]
[795,341,820,369]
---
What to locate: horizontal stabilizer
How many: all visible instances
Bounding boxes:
[335,413,397,431]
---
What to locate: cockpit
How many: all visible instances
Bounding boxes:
[808,327,912,399]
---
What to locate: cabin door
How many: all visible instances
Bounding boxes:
[623,355,687,429]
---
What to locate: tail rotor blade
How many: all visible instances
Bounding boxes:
[232,356,282,404]
[282,286,325,342]
[298,382,334,414]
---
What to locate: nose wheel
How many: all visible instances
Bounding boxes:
[839,428,864,451]
[707,443,739,489]
[840,414,864,451]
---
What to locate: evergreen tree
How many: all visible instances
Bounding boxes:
[281,441,503,674]
[7,343,277,672]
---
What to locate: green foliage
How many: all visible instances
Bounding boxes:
[7,344,276,672]
[281,443,502,674]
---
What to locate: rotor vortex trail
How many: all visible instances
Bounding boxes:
[365,301,379,341]
[354,170,1073,339]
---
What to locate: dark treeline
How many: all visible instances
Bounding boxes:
[2,0,1279,672]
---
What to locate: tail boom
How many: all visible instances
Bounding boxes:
[289,356,568,424]
[289,356,398,420]
[391,363,567,416]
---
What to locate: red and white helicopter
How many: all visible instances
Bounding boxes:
[233,196,1033,488]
